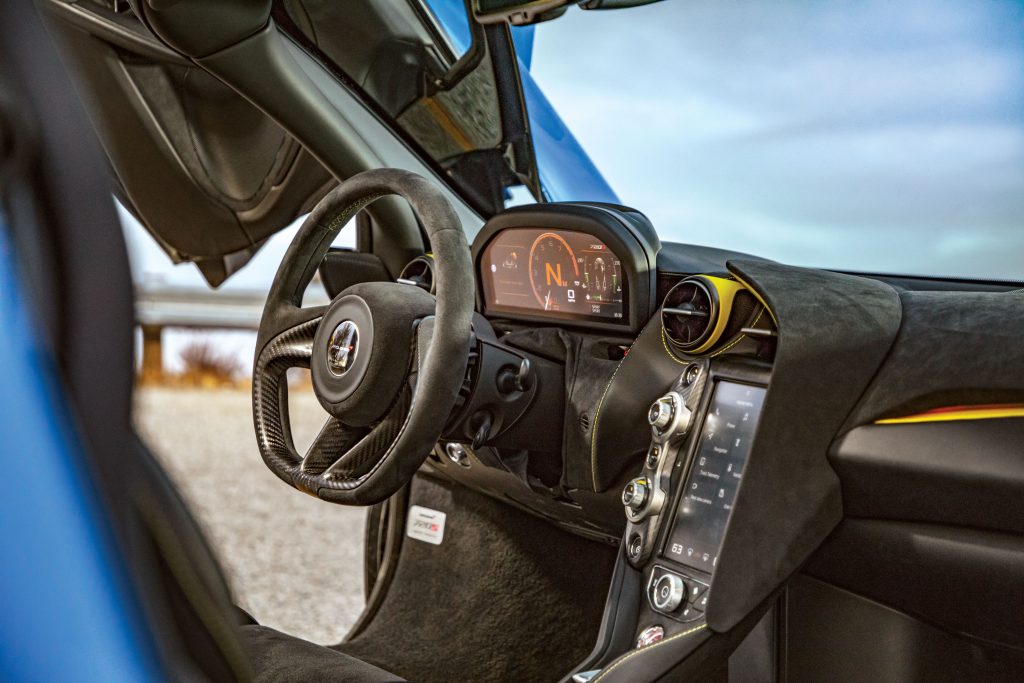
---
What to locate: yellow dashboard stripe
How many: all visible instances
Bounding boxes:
[875,405,1024,425]
[659,325,690,366]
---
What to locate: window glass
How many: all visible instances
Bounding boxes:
[526,1,1024,279]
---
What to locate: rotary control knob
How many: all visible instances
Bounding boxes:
[652,573,686,612]
[648,393,693,436]
[622,477,649,512]
[648,395,676,431]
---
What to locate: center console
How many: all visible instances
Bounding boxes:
[570,358,771,682]
[642,377,766,627]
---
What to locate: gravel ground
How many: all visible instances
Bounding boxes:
[134,387,366,645]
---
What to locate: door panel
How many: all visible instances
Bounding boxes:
[40,0,333,285]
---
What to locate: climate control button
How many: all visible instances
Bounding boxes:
[652,573,686,612]
[622,478,649,511]
[648,392,693,437]
[648,396,676,430]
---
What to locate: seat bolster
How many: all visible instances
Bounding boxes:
[240,625,405,683]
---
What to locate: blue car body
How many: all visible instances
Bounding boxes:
[0,218,160,681]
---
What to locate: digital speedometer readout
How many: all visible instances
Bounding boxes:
[480,228,625,322]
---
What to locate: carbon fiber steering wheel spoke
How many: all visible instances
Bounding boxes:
[300,418,368,476]
[323,388,412,479]
[252,316,322,485]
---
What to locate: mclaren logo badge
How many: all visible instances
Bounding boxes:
[327,320,359,376]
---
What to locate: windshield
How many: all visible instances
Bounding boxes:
[523,1,1024,281]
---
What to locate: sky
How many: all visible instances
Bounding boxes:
[122,0,1024,370]
[126,0,1024,291]
[122,204,354,293]
[527,0,1024,280]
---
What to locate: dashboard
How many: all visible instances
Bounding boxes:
[421,199,1024,679]
[480,228,625,323]
[422,199,1024,680]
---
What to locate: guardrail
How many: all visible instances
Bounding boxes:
[136,287,270,330]
[135,285,329,378]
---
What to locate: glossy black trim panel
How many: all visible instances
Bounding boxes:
[786,574,1024,681]
[804,519,1024,650]
[831,418,1024,536]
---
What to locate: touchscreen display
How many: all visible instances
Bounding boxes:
[665,381,767,573]
[480,228,625,322]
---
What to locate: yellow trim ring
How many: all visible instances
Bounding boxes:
[685,276,746,355]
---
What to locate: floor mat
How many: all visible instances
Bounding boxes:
[334,474,618,683]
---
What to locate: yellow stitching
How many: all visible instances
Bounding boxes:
[710,333,745,358]
[589,317,659,490]
[710,307,765,358]
[591,623,708,682]
[325,192,386,232]
[590,351,630,491]
[660,325,691,366]
[729,271,777,325]
[593,278,766,489]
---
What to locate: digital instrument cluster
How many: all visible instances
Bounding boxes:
[479,228,626,323]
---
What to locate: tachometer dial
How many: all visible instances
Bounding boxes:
[529,232,580,311]
[590,256,611,300]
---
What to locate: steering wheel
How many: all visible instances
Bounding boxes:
[252,168,474,505]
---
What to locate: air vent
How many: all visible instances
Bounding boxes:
[662,277,716,352]
[397,255,435,294]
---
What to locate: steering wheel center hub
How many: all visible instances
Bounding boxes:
[311,282,436,427]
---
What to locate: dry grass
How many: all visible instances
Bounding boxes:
[138,349,316,391]
[180,339,243,377]
[140,339,247,388]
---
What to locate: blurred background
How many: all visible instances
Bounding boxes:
[128,0,1024,647]
[127,206,365,644]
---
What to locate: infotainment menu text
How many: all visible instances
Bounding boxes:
[665,381,767,573]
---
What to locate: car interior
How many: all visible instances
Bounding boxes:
[5,0,1024,681]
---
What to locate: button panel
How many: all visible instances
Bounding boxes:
[645,444,661,469]
[647,565,709,623]
[623,361,709,565]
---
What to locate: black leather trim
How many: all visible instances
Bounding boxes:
[831,418,1024,536]
[805,519,1024,650]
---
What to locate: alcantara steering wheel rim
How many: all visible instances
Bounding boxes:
[251,168,474,506]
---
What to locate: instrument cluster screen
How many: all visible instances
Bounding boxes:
[480,228,626,322]
[665,382,767,574]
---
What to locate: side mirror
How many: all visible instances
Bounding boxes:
[472,0,664,27]
[473,0,570,26]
